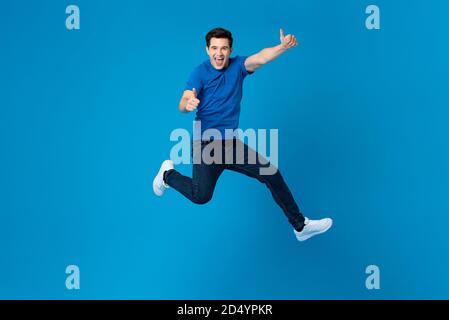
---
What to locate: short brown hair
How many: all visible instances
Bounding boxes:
[205,27,233,48]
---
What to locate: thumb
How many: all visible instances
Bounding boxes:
[280,28,285,41]
[192,88,197,98]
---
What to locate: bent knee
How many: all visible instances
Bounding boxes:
[259,169,282,184]
[192,192,213,205]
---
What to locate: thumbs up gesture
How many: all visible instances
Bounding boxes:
[280,28,298,50]
[185,88,200,112]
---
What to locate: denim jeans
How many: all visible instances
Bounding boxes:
[165,139,305,231]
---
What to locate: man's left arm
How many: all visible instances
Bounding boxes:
[244,28,298,73]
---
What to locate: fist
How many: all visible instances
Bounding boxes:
[186,88,200,112]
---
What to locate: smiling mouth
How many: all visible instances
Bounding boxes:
[215,57,225,66]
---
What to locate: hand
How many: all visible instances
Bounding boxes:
[185,88,200,112]
[280,28,299,50]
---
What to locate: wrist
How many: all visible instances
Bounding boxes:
[278,43,288,51]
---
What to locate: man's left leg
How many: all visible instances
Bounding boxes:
[225,139,332,241]
[224,139,305,231]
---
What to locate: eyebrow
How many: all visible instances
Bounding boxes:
[211,46,229,49]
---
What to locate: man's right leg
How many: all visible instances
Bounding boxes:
[164,163,224,205]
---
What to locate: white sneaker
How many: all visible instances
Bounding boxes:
[153,160,174,196]
[294,217,333,242]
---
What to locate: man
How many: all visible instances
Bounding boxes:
[153,27,332,242]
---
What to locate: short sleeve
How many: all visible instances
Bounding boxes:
[184,67,203,93]
[239,56,254,78]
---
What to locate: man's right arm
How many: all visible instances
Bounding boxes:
[178,88,200,113]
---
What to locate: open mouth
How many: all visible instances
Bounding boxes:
[215,57,225,67]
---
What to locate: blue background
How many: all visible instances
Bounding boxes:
[1,0,449,299]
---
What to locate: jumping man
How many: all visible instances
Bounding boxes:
[153,27,333,242]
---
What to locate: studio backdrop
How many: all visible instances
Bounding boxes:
[1,0,449,299]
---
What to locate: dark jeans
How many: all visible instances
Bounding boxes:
[165,139,305,231]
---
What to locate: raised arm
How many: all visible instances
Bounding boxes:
[244,28,298,73]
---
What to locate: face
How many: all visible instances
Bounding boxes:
[206,37,232,70]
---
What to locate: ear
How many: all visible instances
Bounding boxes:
[206,46,210,55]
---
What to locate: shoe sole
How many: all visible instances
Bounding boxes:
[297,219,333,242]
[153,161,174,196]
[153,172,164,196]
[153,165,167,196]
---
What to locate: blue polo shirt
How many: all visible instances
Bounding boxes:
[184,55,252,139]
